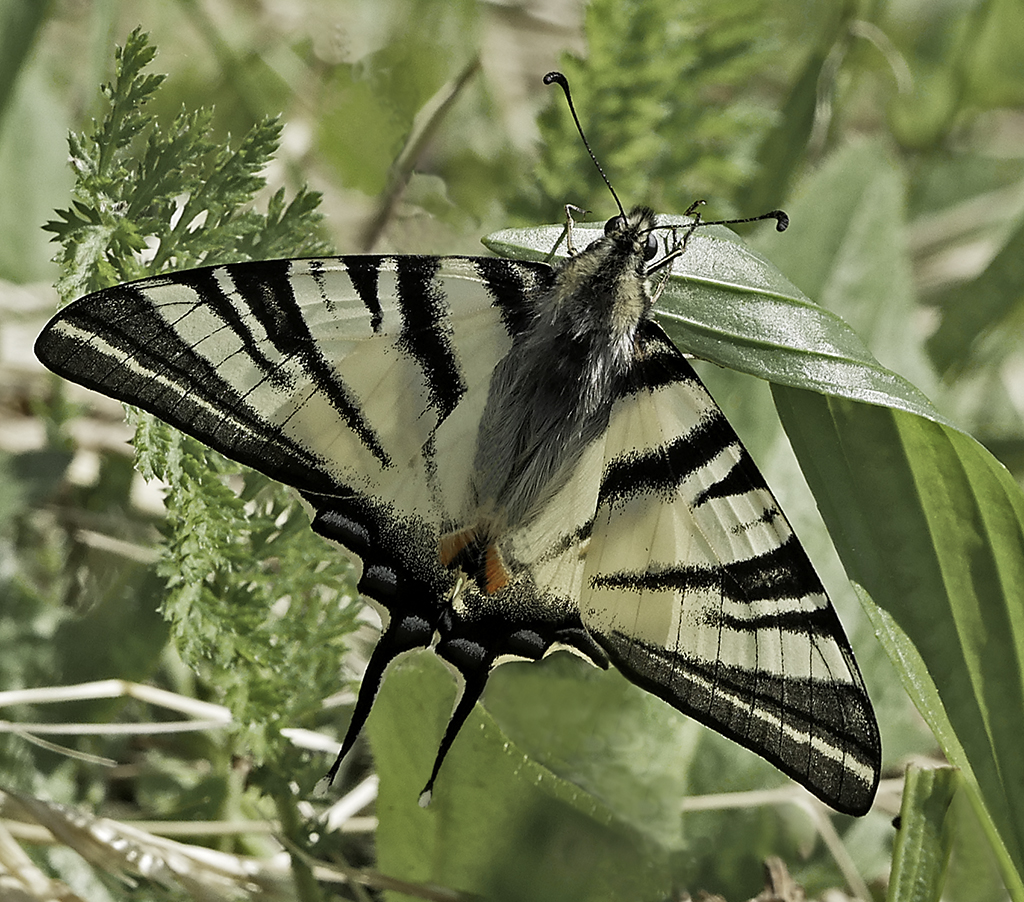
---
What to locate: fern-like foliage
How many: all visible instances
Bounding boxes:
[46,28,362,768]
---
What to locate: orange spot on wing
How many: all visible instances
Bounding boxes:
[440,529,475,567]
[484,544,510,593]
[440,527,510,593]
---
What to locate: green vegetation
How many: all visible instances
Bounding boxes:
[3,1,1023,900]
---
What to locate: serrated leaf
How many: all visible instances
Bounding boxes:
[43,30,347,768]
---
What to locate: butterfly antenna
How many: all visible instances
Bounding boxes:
[544,71,626,219]
[700,209,789,232]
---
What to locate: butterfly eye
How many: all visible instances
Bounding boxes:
[604,215,626,235]
[643,232,659,261]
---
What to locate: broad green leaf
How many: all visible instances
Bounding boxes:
[368,653,675,902]
[484,220,946,425]
[370,654,844,901]
[484,654,691,850]
[945,774,1021,902]
[484,655,827,896]
[753,140,938,399]
[887,765,957,902]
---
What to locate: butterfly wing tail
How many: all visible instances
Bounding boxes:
[416,666,490,808]
[326,610,436,784]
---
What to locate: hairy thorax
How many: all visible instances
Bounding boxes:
[468,226,654,534]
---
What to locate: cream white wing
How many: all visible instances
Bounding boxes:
[35,255,549,525]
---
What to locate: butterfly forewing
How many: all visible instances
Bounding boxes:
[39,257,541,517]
[576,326,877,813]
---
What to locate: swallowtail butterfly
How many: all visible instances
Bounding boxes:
[35,72,880,815]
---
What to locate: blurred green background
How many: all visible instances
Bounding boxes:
[2,0,1023,900]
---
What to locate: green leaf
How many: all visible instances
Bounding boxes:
[369,653,679,902]
[44,29,349,769]
[744,41,830,215]
[887,765,957,902]
[926,209,1024,378]
[483,220,945,425]
[47,28,328,303]
[0,0,52,127]
[774,388,1024,899]
[521,0,779,222]
[756,137,1024,896]
[867,599,1023,902]
[485,655,692,849]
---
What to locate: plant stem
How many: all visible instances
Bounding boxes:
[273,788,324,902]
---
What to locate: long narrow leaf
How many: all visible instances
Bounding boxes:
[774,387,1024,896]
[887,765,957,902]
[926,211,1024,377]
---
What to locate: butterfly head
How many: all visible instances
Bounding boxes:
[601,206,661,265]
[544,70,788,298]
[534,205,671,376]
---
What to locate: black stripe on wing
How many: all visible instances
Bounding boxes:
[311,255,385,331]
[474,257,552,338]
[605,323,772,509]
[591,535,825,604]
[394,257,467,422]
[598,411,769,507]
[35,281,345,497]
[595,629,880,815]
[692,446,772,507]
[184,262,392,468]
[621,320,700,396]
